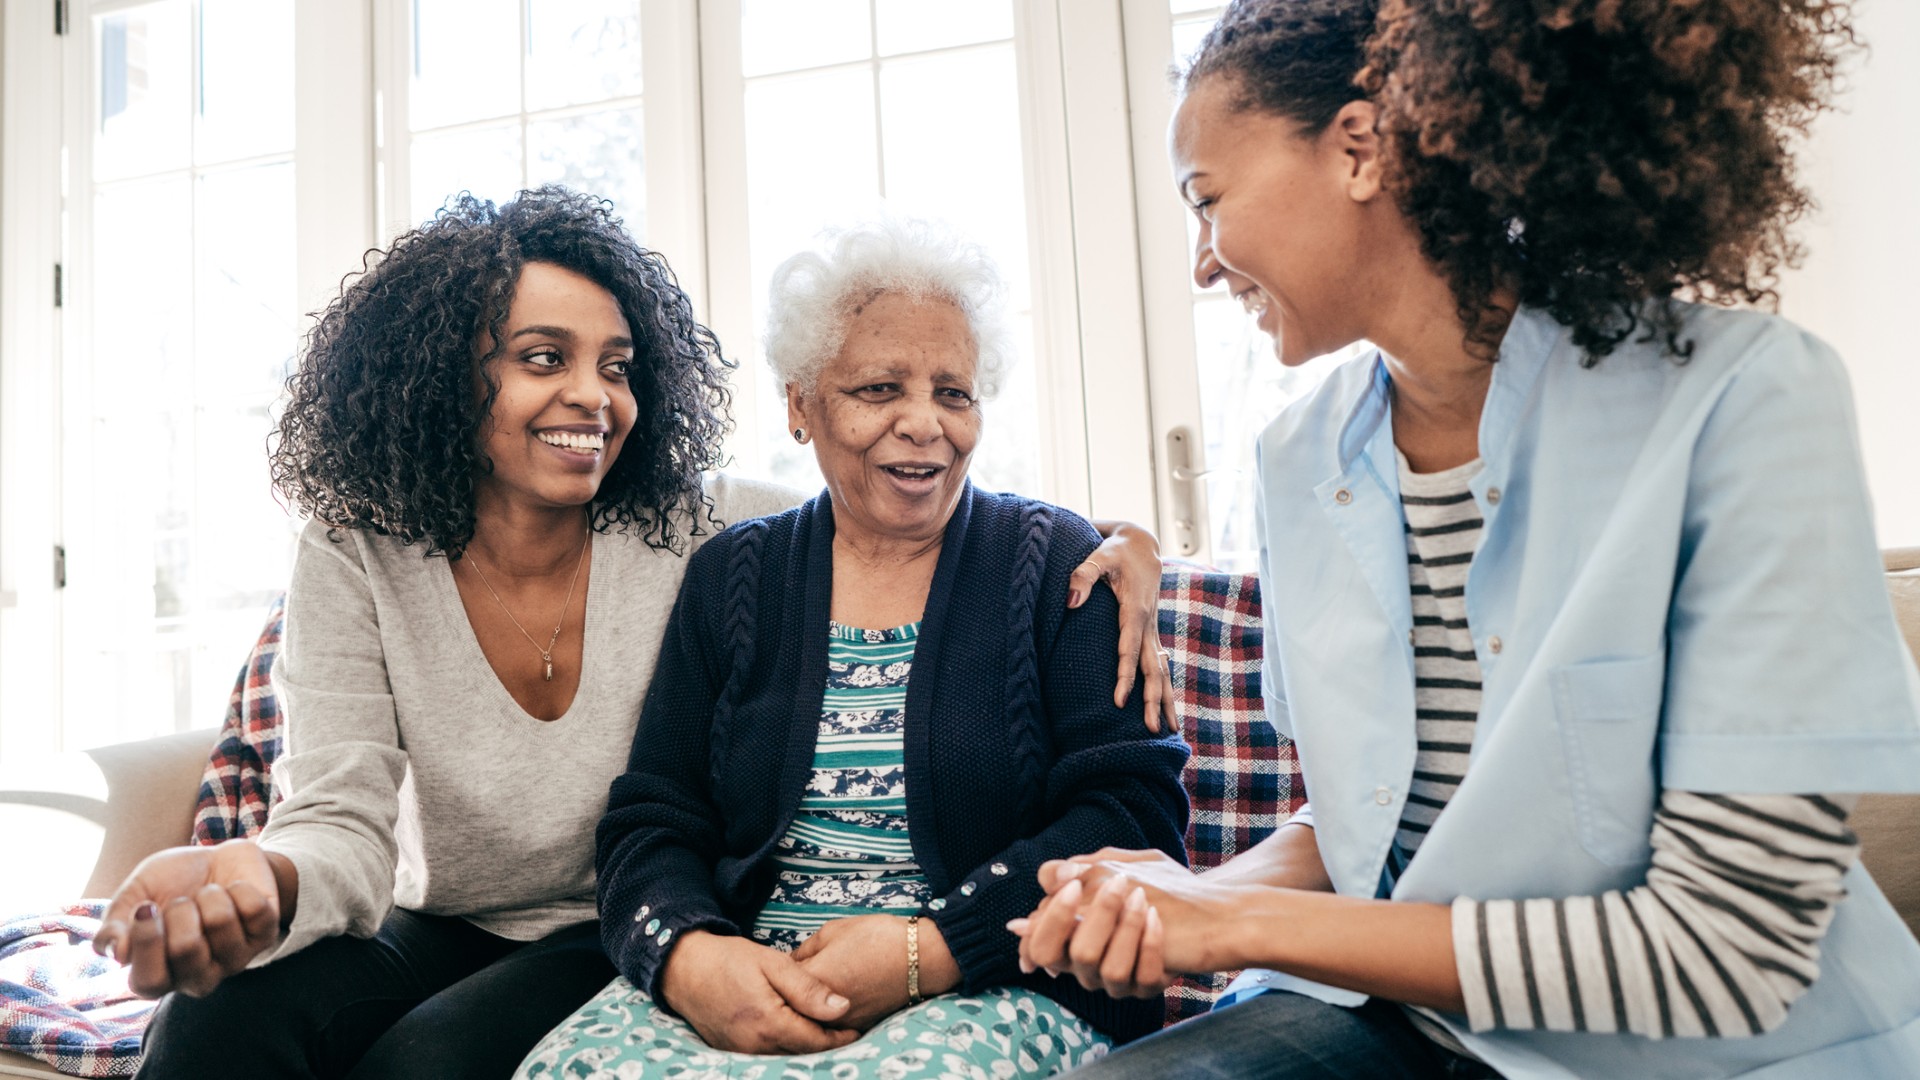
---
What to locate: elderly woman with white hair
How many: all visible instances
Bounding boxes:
[513,219,1191,1080]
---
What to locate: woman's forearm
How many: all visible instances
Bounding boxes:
[1228,889,1463,1013]
[1202,821,1333,892]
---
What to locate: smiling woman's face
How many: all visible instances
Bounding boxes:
[473,261,639,512]
[789,290,981,547]
[1169,74,1378,367]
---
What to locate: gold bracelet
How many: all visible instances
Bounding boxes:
[906,915,923,1005]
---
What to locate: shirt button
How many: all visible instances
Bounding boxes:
[1488,636,1503,655]
[1374,786,1392,805]
[1408,628,1415,646]
[1334,488,1353,505]
[1486,487,1502,506]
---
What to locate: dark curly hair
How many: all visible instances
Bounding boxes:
[1185,0,1857,361]
[271,186,733,558]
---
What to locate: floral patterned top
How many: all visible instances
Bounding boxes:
[749,621,930,950]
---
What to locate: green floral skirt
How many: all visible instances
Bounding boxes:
[514,977,1111,1080]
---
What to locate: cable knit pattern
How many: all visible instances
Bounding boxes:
[592,485,1190,1044]
[1002,502,1053,820]
[708,518,767,779]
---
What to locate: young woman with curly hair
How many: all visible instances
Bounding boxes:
[85,188,1168,1080]
[1015,2,1920,1077]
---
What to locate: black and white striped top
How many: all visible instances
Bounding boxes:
[1393,455,1861,1041]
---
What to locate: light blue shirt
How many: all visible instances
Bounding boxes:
[1244,303,1920,1077]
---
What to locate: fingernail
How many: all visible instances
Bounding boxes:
[1006,918,1029,934]
[1059,879,1083,902]
[135,903,156,922]
[1056,863,1086,881]
[1068,589,1085,607]
[97,939,116,961]
[1127,887,1147,912]
[1020,957,1035,974]
[827,993,849,1010]
[1099,875,1127,896]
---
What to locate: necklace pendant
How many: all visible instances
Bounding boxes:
[543,655,554,682]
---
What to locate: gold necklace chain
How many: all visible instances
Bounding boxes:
[464,528,591,682]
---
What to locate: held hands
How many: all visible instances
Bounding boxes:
[658,931,858,1054]
[1007,848,1236,1000]
[90,839,288,999]
[1074,524,1178,733]
[792,914,961,1032]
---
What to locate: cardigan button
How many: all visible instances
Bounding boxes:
[990,862,1009,876]
[644,918,661,936]
[929,898,947,911]
[634,905,650,922]
[1334,488,1353,506]
[960,882,976,896]
[656,928,673,946]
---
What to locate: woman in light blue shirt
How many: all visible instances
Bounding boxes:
[1013,2,1920,1077]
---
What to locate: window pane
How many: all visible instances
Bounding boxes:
[875,0,1012,55]
[740,0,871,78]
[83,178,195,745]
[196,163,297,405]
[196,0,294,163]
[410,123,525,226]
[744,69,879,303]
[528,107,646,238]
[878,46,1030,305]
[526,0,644,111]
[411,0,520,130]
[95,2,192,181]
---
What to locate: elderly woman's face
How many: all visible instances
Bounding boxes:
[791,291,981,545]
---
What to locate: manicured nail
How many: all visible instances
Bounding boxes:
[97,938,116,961]
[1055,863,1086,881]
[827,993,849,1010]
[1068,589,1085,607]
[1099,875,1127,898]
[1127,887,1147,913]
[135,902,156,922]
[1006,918,1030,934]
[1019,955,1035,974]
[1058,879,1084,904]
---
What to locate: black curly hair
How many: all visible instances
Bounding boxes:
[1184,0,1857,361]
[270,186,733,558]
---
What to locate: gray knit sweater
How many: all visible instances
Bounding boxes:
[255,474,805,962]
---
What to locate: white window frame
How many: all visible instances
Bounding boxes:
[2,0,1204,754]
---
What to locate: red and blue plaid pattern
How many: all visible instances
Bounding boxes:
[0,601,284,1077]
[192,595,285,843]
[1160,567,1306,1024]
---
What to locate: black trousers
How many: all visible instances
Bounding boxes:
[134,909,614,1080]
[1079,990,1503,1079]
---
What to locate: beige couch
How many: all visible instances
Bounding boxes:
[2,554,1917,1079]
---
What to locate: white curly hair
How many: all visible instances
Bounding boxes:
[763,216,1012,400]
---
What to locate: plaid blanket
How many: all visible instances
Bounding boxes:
[1160,568,1305,1024]
[0,600,283,1077]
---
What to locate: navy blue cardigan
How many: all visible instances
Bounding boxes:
[595,485,1190,1042]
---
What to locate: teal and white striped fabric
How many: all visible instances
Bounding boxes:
[750,621,931,949]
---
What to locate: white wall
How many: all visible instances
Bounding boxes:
[1776,0,1920,548]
